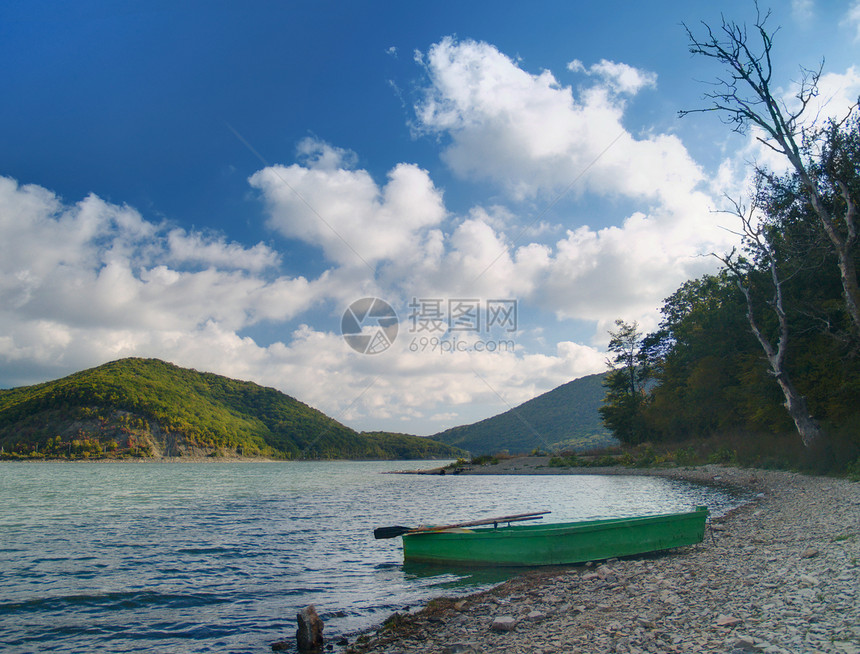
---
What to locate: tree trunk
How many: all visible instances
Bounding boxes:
[836,243,860,335]
[773,373,822,447]
[733,258,823,449]
[799,172,860,336]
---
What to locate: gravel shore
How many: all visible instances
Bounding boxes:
[347,465,859,654]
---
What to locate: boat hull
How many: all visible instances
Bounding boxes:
[401,506,708,566]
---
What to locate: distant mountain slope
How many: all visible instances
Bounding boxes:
[0,358,463,460]
[430,372,616,455]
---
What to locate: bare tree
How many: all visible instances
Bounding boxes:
[716,195,822,447]
[682,7,860,337]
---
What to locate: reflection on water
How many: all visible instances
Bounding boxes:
[401,560,523,587]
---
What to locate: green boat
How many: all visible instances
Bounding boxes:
[395,507,709,567]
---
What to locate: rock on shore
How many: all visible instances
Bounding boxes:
[347,466,859,654]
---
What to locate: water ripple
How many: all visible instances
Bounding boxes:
[0,461,749,653]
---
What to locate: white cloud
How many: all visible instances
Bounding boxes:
[808,66,860,121]
[0,176,317,378]
[406,37,734,327]
[249,139,447,267]
[568,58,657,95]
[844,1,860,41]
[414,38,702,206]
[540,200,726,328]
[167,229,280,272]
[295,137,358,171]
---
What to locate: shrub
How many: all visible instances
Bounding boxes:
[707,446,737,464]
[548,454,580,467]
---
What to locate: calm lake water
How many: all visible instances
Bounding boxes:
[0,461,748,653]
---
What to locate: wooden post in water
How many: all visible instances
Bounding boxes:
[296,604,324,651]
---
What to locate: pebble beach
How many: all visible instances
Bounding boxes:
[345,464,860,654]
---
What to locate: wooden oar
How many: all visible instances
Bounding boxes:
[373,511,550,539]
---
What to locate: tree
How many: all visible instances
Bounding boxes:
[639,272,771,440]
[599,320,650,444]
[682,7,860,337]
[760,115,860,345]
[715,192,822,447]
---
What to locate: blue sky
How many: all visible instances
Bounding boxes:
[2,0,859,435]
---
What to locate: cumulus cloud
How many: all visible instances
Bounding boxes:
[249,138,447,268]
[0,176,316,380]
[406,38,733,324]
[414,37,700,204]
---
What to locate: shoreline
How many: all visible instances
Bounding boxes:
[0,456,454,464]
[0,455,277,463]
[347,463,859,654]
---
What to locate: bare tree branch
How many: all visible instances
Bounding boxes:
[683,6,860,338]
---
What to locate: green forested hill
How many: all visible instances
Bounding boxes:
[430,372,616,455]
[0,358,463,460]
